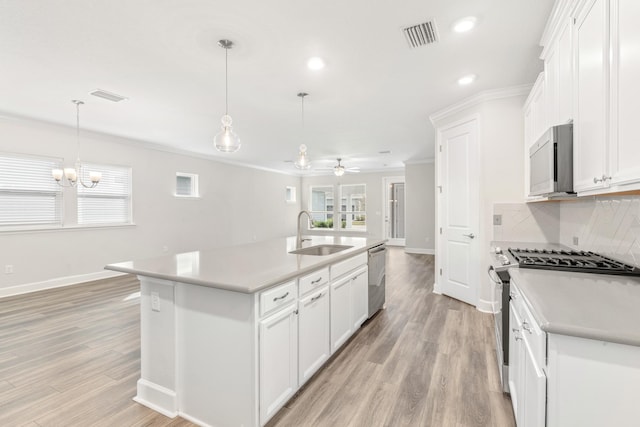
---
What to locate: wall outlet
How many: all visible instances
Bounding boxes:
[493,214,502,226]
[4,265,13,274]
[573,236,579,245]
[151,292,160,312]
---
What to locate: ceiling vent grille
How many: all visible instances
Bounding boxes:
[89,89,128,102]
[403,20,439,48]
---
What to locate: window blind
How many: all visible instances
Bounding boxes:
[77,163,132,225]
[0,153,62,227]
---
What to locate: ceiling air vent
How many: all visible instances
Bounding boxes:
[89,89,128,102]
[403,20,439,48]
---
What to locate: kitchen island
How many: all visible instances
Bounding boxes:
[105,235,385,427]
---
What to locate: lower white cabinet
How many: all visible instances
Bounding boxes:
[298,286,330,385]
[330,275,353,353]
[350,266,368,330]
[259,304,298,426]
[509,289,546,427]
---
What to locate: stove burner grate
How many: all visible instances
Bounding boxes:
[508,248,640,276]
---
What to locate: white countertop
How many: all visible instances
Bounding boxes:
[509,268,640,347]
[105,235,385,294]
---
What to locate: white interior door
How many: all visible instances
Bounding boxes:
[437,118,479,306]
[382,176,406,246]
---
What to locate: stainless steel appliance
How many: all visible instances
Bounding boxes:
[529,123,574,197]
[368,244,386,317]
[488,243,640,394]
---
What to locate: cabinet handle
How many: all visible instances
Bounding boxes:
[273,292,289,302]
[463,233,475,239]
[593,174,612,184]
[311,277,323,284]
[512,328,520,333]
[515,335,523,341]
[311,292,323,302]
[522,321,532,333]
[510,292,517,299]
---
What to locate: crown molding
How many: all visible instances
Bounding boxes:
[429,84,533,125]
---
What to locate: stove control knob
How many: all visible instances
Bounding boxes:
[495,246,503,254]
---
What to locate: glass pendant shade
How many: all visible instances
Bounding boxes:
[214,114,241,152]
[334,165,345,176]
[294,144,311,170]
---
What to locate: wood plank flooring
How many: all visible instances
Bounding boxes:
[0,248,514,426]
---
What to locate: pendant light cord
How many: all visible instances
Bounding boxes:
[225,46,229,116]
[75,101,82,162]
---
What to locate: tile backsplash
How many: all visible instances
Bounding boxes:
[493,195,640,267]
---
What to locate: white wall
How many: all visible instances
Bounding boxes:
[300,170,404,239]
[0,116,300,295]
[432,91,528,312]
[405,161,435,253]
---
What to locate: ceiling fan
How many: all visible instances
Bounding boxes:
[323,158,360,176]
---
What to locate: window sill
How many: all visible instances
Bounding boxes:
[174,194,201,199]
[0,223,137,235]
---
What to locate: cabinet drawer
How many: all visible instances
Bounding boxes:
[331,253,367,280]
[260,280,296,318]
[299,267,329,297]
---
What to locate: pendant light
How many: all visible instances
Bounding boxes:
[214,39,241,153]
[294,92,311,170]
[52,100,101,188]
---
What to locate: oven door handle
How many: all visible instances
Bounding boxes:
[487,266,502,285]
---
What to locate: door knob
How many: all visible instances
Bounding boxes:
[463,233,475,239]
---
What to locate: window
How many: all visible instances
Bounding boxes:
[308,183,367,231]
[77,163,132,225]
[285,186,296,203]
[309,186,334,228]
[339,184,366,230]
[176,172,199,197]
[0,153,63,228]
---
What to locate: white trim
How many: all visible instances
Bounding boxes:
[0,270,126,298]
[404,247,435,255]
[476,298,497,314]
[429,84,532,125]
[403,158,434,165]
[134,379,178,418]
[0,223,136,235]
[433,281,442,294]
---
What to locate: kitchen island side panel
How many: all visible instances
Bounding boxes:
[176,282,258,427]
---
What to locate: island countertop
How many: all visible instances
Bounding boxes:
[105,235,385,294]
[508,268,640,347]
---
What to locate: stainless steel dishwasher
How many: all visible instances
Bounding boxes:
[368,244,386,317]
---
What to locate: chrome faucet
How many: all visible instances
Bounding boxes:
[297,210,313,248]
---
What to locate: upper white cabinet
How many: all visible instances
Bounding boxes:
[609,0,640,186]
[523,73,547,199]
[573,0,610,192]
[544,16,573,126]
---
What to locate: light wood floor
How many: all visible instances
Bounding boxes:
[0,248,514,426]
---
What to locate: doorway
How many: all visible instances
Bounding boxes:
[383,176,406,246]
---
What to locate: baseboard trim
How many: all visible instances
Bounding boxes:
[404,247,435,255]
[179,412,215,427]
[134,379,178,418]
[476,298,497,314]
[0,270,126,298]
[433,281,442,294]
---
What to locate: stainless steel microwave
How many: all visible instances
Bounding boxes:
[529,124,574,197]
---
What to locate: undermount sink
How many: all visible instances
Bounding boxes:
[289,244,353,256]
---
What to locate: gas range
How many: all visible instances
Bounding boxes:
[508,248,640,276]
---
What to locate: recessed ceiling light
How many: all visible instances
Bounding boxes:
[458,74,476,86]
[307,57,325,70]
[453,16,477,33]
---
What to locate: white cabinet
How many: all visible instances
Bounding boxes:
[350,266,368,330]
[509,285,546,427]
[609,0,640,186]
[573,0,609,192]
[573,0,640,193]
[523,73,547,200]
[298,286,330,385]
[544,17,573,127]
[259,304,298,426]
[330,275,353,353]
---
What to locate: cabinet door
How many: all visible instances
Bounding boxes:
[259,305,298,426]
[557,19,573,124]
[545,46,560,127]
[574,0,609,192]
[351,267,368,330]
[298,287,330,386]
[508,302,524,426]
[523,341,546,427]
[330,276,352,354]
[609,0,640,185]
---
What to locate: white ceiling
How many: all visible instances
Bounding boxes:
[0,0,554,174]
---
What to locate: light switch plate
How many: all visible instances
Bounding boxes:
[573,236,579,245]
[493,215,502,226]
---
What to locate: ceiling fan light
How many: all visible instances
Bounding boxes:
[334,165,345,177]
